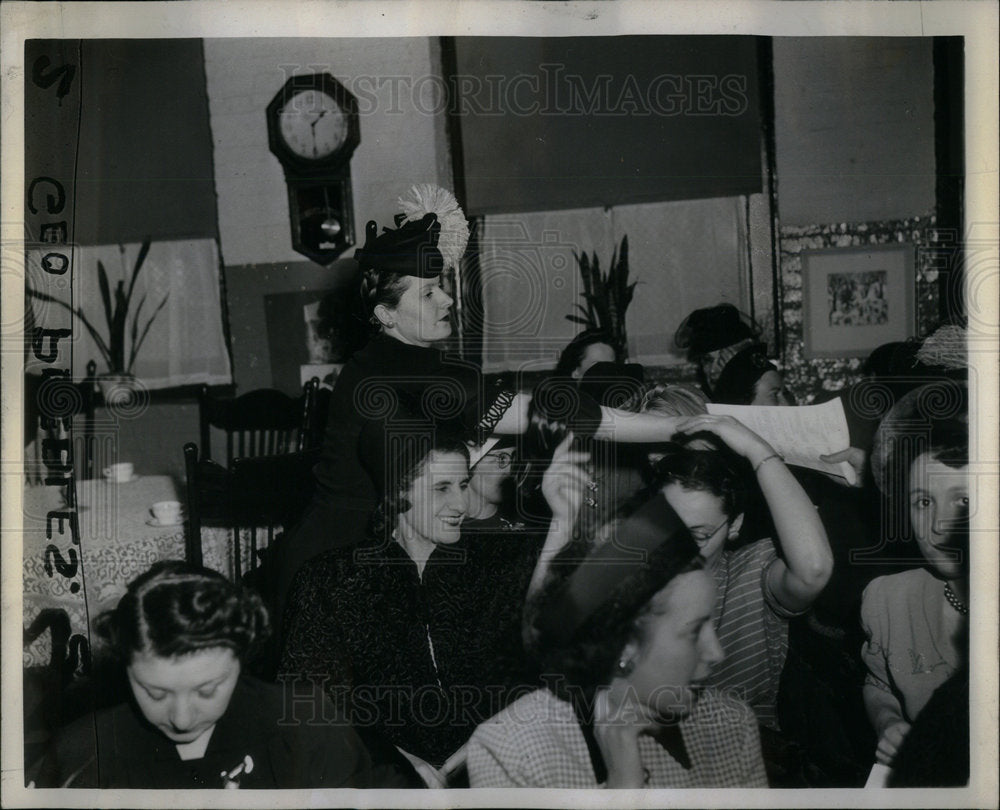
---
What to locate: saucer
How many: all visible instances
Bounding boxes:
[107,474,141,484]
[147,514,185,528]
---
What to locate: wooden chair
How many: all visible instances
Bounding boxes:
[182,442,232,569]
[183,442,319,580]
[197,378,320,465]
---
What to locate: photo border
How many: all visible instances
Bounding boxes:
[2,3,997,809]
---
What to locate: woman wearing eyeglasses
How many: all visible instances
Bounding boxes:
[462,438,542,535]
[651,415,833,783]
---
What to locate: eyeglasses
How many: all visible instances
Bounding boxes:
[689,518,729,545]
[486,451,514,469]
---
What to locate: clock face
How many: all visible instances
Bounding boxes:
[278,89,350,161]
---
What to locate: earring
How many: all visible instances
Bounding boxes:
[616,658,634,676]
[385,321,396,329]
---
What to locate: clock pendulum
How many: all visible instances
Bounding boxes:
[266,73,361,264]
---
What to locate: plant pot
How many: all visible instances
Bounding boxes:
[97,373,140,406]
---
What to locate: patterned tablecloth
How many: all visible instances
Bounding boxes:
[22,476,256,669]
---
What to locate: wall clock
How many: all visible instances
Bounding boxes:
[266,73,361,264]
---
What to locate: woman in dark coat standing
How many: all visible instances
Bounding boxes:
[267,205,520,652]
[268,188,693,659]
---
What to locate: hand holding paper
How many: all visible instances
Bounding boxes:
[706,399,859,485]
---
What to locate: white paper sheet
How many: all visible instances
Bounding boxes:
[706,399,857,485]
[865,762,892,788]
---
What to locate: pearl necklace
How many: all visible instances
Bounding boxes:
[944,582,968,615]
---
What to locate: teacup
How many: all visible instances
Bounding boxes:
[151,500,183,525]
[104,462,134,483]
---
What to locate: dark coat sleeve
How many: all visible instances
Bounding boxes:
[279,552,354,716]
[29,724,98,788]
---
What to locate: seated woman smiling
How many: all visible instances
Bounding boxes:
[31,561,407,789]
[280,423,589,787]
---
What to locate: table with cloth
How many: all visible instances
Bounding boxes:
[22,476,264,669]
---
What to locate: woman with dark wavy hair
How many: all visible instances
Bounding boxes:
[30,561,397,789]
[280,422,590,787]
[467,486,767,788]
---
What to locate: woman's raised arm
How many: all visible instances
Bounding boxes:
[674,414,833,613]
[492,392,682,442]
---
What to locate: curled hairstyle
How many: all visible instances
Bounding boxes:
[354,215,444,335]
[94,561,269,663]
[360,266,411,331]
[369,432,470,539]
[650,433,749,520]
[872,383,969,539]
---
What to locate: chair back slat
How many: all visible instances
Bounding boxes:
[184,442,319,581]
[198,382,316,466]
[182,442,207,568]
[233,524,243,581]
[301,377,327,452]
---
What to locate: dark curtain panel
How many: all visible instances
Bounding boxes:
[448,35,763,215]
[70,38,218,245]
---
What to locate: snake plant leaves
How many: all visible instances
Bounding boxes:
[564,234,636,362]
[26,236,166,375]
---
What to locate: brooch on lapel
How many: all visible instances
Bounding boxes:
[220,754,254,788]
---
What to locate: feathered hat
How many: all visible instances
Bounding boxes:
[397,183,470,270]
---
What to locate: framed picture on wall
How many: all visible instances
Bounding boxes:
[801,243,915,359]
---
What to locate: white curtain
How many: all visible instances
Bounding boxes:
[478,196,751,372]
[26,238,231,388]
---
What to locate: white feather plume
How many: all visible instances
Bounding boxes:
[397,183,470,269]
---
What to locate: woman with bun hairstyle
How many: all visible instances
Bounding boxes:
[30,561,401,789]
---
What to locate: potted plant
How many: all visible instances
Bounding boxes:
[565,234,637,361]
[28,237,168,404]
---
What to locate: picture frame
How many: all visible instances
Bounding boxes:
[801,243,915,359]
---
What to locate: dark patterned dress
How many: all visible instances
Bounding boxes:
[279,530,543,770]
[268,333,516,662]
